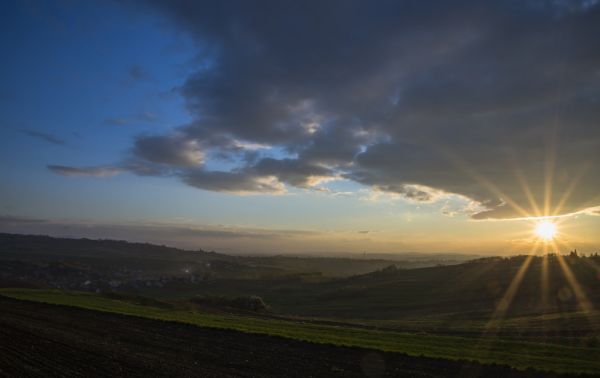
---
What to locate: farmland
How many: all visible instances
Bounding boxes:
[1,289,599,376]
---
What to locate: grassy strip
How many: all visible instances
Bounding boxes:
[350,309,600,336]
[1,288,599,375]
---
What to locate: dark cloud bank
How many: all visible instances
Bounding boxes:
[51,0,600,219]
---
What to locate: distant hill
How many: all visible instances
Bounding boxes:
[169,254,600,320]
[0,233,454,279]
[293,254,600,317]
[5,233,595,321]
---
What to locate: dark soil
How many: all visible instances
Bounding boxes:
[0,296,590,378]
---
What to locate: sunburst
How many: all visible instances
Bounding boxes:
[534,220,557,241]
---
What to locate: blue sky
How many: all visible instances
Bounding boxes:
[1,0,600,255]
[1,0,191,216]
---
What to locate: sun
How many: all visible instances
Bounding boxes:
[534,220,557,241]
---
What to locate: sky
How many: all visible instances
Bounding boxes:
[1,0,600,255]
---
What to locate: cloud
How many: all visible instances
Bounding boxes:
[103,117,129,126]
[137,112,157,122]
[21,129,66,145]
[122,64,152,86]
[252,158,333,188]
[128,65,148,80]
[47,165,123,177]
[0,215,322,251]
[133,134,205,167]
[53,0,600,219]
[182,170,284,194]
[369,184,445,204]
[0,215,47,224]
[103,113,157,126]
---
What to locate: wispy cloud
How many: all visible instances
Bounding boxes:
[21,129,66,145]
[121,64,153,86]
[0,215,323,252]
[47,165,123,177]
[103,117,129,126]
[0,215,47,224]
[137,112,157,122]
[103,113,157,126]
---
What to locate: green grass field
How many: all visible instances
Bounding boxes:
[2,288,599,375]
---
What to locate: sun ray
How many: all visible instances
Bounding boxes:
[485,253,536,331]
[544,73,564,217]
[513,166,542,218]
[555,253,594,314]
[464,171,532,219]
[461,251,538,377]
[543,140,556,217]
[434,145,533,219]
[552,241,596,328]
[563,192,600,218]
[541,252,550,312]
[552,162,591,217]
[580,256,600,276]
[445,257,502,295]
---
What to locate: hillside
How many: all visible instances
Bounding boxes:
[130,254,600,321]
[281,254,600,318]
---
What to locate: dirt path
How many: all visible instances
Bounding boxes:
[0,296,584,378]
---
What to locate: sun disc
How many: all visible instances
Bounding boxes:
[534,221,556,241]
